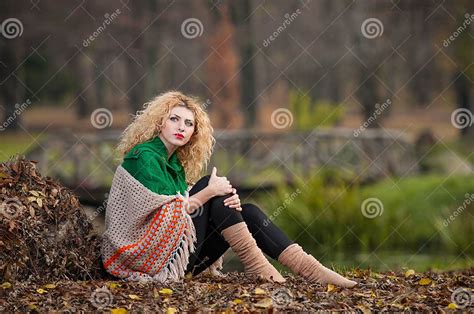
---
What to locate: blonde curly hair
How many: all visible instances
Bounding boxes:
[116,91,215,185]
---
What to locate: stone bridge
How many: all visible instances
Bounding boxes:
[26,128,418,205]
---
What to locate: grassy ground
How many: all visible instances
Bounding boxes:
[0,132,43,162]
[253,170,474,273]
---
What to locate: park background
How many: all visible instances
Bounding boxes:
[1,0,473,275]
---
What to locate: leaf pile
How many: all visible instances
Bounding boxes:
[1,268,472,312]
[0,157,102,282]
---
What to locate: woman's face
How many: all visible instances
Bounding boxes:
[159,105,195,151]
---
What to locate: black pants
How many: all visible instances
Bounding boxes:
[185,175,293,276]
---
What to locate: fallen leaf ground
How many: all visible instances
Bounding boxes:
[1,268,473,312]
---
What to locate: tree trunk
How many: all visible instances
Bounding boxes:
[0,2,24,131]
[230,0,257,128]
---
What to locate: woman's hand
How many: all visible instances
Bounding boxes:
[207,167,233,197]
[224,188,242,211]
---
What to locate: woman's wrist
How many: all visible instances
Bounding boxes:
[204,185,216,198]
[186,201,196,214]
[186,187,214,214]
[183,186,219,215]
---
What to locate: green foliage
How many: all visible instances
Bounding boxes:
[288,90,345,130]
[0,132,43,162]
[424,139,474,166]
[255,170,474,260]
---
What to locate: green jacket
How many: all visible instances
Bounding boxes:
[121,136,188,196]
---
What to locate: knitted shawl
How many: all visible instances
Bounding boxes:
[101,165,196,282]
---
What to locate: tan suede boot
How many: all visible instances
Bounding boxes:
[221,222,286,283]
[278,243,357,288]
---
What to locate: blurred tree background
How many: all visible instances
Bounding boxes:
[1,0,473,136]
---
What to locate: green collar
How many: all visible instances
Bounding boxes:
[145,136,183,173]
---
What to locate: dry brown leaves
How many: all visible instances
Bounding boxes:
[1,269,472,312]
[0,157,102,282]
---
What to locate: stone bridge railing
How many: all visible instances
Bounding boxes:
[26,128,418,205]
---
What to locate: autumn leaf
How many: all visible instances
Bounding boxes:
[327,284,336,293]
[1,282,12,289]
[153,287,159,299]
[232,298,243,304]
[29,206,35,217]
[405,269,415,277]
[159,288,173,295]
[110,308,128,314]
[447,303,457,309]
[418,278,432,286]
[370,272,383,279]
[107,282,121,289]
[353,268,364,278]
[36,288,48,294]
[356,304,371,314]
[254,298,273,309]
[27,303,38,310]
[128,294,142,300]
[27,196,43,207]
[43,283,56,289]
[8,220,16,232]
[254,287,266,295]
[165,308,177,314]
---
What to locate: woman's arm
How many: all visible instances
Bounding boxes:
[187,186,215,212]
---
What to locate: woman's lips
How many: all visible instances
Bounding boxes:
[174,134,184,139]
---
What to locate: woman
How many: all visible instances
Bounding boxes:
[101,91,356,287]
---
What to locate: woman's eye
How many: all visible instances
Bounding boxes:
[186,121,194,127]
[170,117,178,121]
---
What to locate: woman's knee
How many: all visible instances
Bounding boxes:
[241,203,268,224]
[209,194,244,227]
[189,175,211,194]
[210,194,236,212]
